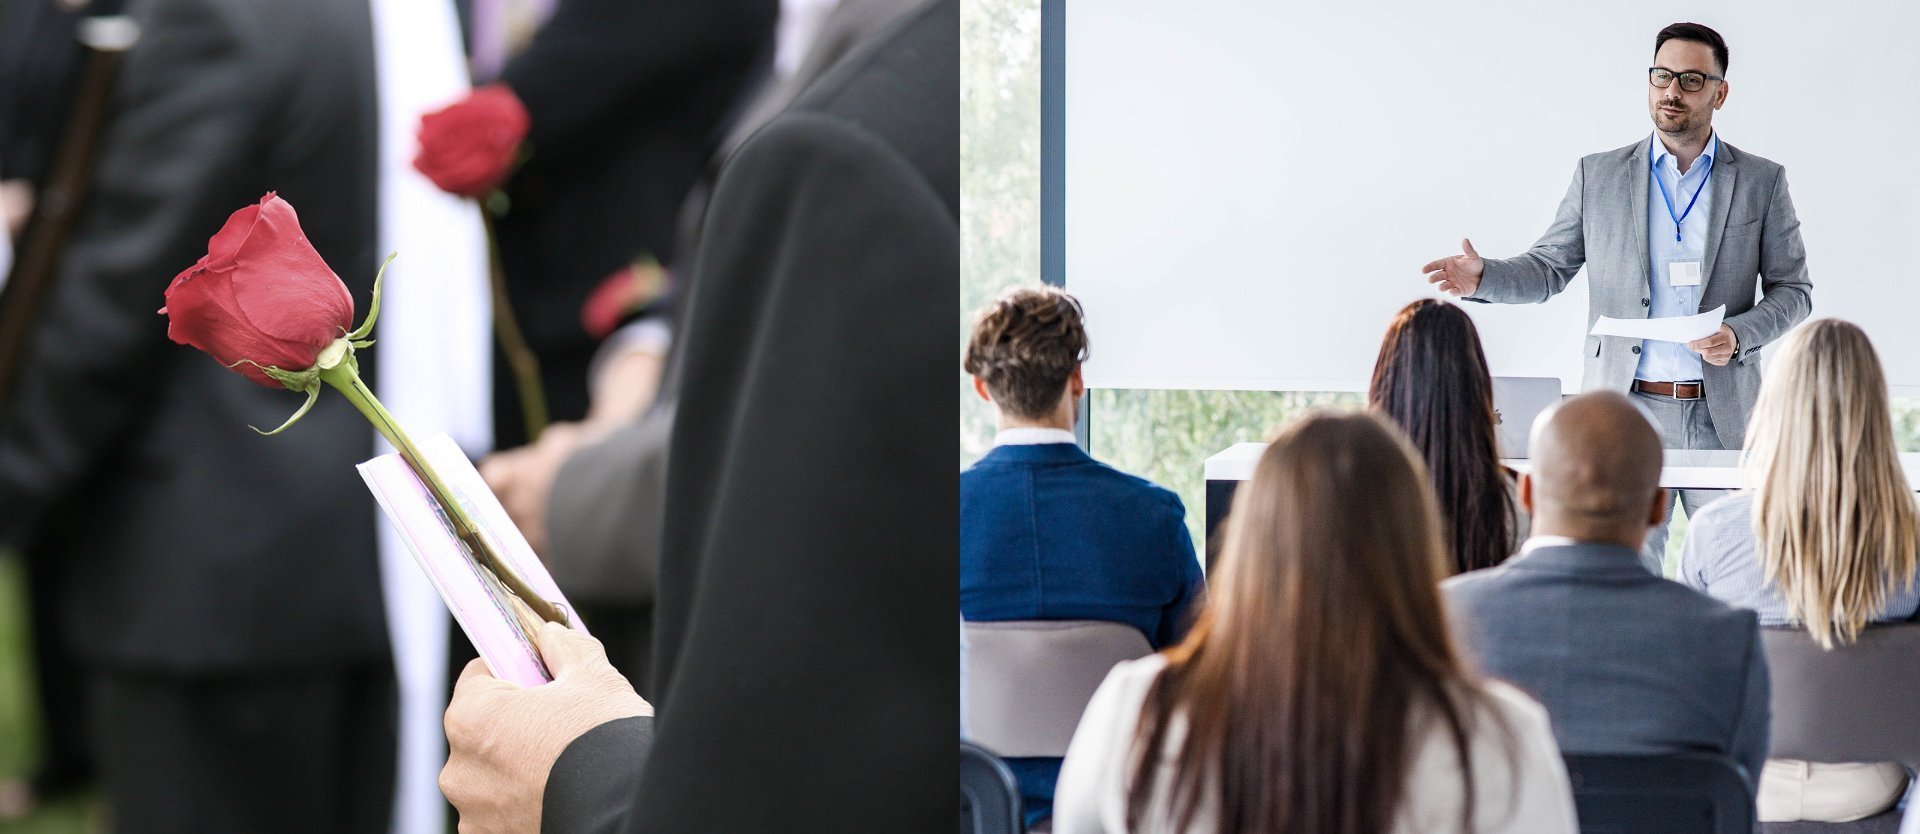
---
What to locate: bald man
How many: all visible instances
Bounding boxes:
[1443,392,1770,791]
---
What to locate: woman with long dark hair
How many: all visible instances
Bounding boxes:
[1052,411,1575,834]
[1370,298,1522,574]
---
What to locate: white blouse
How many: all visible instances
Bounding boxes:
[1053,655,1578,834]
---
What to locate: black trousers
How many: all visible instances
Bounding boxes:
[90,665,396,834]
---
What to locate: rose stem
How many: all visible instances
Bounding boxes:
[318,363,568,626]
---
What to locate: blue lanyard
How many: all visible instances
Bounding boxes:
[1652,149,1712,243]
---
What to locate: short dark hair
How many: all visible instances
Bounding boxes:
[1656,22,1728,75]
[963,286,1088,421]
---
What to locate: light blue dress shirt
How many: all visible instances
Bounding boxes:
[1636,132,1719,383]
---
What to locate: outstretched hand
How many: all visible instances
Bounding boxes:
[1423,238,1485,297]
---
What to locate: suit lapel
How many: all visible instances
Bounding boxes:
[1698,142,1736,305]
[1628,139,1651,313]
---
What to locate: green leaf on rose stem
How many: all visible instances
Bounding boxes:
[249,383,321,436]
[350,340,374,350]
[231,359,320,394]
[346,252,397,341]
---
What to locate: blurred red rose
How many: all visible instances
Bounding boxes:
[580,258,671,340]
[160,192,355,387]
[413,84,530,198]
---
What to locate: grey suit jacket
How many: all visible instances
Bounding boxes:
[1468,138,1812,449]
[1443,542,1771,790]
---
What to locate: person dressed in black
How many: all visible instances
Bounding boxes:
[483,0,776,447]
[438,2,958,831]
[0,1,397,830]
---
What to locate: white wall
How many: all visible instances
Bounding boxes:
[1067,1,1920,394]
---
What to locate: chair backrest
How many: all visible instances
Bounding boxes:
[960,741,1022,834]
[1562,753,1754,834]
[1762,622,1920,764]
[961,619,1154,758]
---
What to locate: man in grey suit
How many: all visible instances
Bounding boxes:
[1423,22,1812,568]
[1444,392,1770,791]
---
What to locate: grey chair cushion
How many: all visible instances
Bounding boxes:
[1762,624,1920,764]
[962,620,1153,758]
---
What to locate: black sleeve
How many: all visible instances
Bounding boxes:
[628,113,957,832]
[0,0,269,544]
[498,0,777,152]
[542,716,655,834]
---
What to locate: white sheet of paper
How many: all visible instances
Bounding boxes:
[1589,305,1726,343]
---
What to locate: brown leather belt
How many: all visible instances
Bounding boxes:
[1634,380,1704,400]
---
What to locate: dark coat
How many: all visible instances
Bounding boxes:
[489,0,776,442]
[538,2,958,830]
[0,0,389,672]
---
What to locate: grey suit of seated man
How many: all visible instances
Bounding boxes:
[1443,392,1771,791]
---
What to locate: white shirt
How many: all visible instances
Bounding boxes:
[1636,132,1719,382]
[994,427,1078,446]
[1052,654,1579,834]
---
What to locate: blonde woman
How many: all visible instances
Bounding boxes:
[1680,319,1920,823]
[1052,412,1576,834]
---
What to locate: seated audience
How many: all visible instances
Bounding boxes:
[1680,319,1920,823]
[1370,298,1525,574]
[1054,411,1576,834]
[960,285,1206,828]
[1444,392,1770,793]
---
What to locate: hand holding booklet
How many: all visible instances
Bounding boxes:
[1590,305,1726,343]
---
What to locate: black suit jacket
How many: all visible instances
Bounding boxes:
[537,2,958,830]
[0,0,389,672]
[489,0,775,439]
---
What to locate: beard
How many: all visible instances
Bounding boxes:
[1653,101,1704,136]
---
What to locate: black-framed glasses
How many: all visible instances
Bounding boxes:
[1649,67,1723,93]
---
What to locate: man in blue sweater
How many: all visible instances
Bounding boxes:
[960,286,1205,828]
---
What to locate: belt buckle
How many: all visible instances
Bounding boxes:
[1672,381,1701,401]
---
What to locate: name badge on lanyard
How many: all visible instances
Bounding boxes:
[1654,151,1712,291]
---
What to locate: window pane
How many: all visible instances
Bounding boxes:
[960,0,1044,469]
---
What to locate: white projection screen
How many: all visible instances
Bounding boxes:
[1066,2,1920,395]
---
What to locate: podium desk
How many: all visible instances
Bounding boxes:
[1202,444,1920,566]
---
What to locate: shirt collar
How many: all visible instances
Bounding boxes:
[1650,131,1719,171]
[994,427,1078,446]
[1521,535,1584,551]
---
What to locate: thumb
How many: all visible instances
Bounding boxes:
[533,621,609,680]
[1461,238,1479,259]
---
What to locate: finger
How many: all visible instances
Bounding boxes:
[438,763,465,810]
[455,658,495,687]
[1462,238,1479,259]
[478,454,520,491]
[449,659,515,706]
[1424,269,1450,284]
[1434,281,1454,294]
[534,621,612,679]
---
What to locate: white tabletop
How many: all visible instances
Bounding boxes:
[1205,443,1920,491]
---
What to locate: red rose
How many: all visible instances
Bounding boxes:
[413,84,530,198]
[160,192,355,387]
[580,258,671,340]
